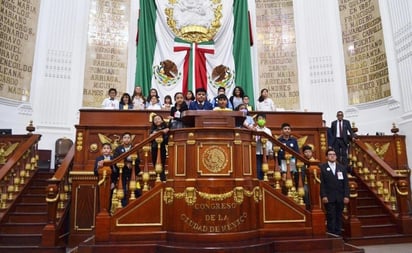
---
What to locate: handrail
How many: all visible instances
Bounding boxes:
[258,131,309,163]
[42,145,75,247]
[51,145,75,181]
[103,131,163,167]
[0,134,41,179]
[348,137,412,234]
[352,138,404,178]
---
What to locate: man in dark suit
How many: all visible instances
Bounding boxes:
[189,87,213,110]
[320,148,350,236]
[330,111,354,167]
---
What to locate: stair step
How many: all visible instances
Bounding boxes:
[356,196,379,206]
[20,194,46,203]
[361,223,398,236]
[14,203,47,212]
[0,233,42,245]
[356,205,385,215]
[0,223,46,234]
[7,212,48,223]
[356,213,392,225]
[27,185,48,195]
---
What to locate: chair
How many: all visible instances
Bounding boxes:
[37,149,52,170]
[55,137,73,169]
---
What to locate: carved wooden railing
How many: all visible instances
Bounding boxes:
[346,137,412,235]
[95,131,164,241]
[94,126,327,243]
[0,134,41,221]
[41,145,74,246]
[97,131,164,215]
[257,131,323,209]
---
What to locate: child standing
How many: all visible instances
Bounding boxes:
[132,86,146,110]
[256,88,276,111]
[101,88,119,109]
[213,94,232,111]
[255,114,273,180]
[147,95,162,110]
[243,95,253,111]
[94,143,118,211]
[119,93,133,110]
[150,115,169,182]
[169,92,188,129]
[162,95,173,110]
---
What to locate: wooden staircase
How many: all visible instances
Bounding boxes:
[344,175,412,245]
[0,170,66,253]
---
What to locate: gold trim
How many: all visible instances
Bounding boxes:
[163,186,261,206]
[115,189,163,226]
[174,143,187,176]
[313,169,321,184]
[395,185,408,196]
[165,1,223,43]
[70,171,95,176]
[197,142,233,176]
[262,189,306,223]
[46,192,59,203]
[74,184,97,231]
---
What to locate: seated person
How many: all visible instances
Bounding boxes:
[213,94,232,111]
[189,88,213,110]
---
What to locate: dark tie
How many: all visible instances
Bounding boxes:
[198,103,203,109]
[339,120,343,137]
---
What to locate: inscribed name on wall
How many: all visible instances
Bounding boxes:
[0,0,40,101]
[83,0,129,107]
[339,0,390,104]
[255,0,299,110]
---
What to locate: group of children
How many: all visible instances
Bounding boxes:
[97,86,307,210]
[101,86,276,113]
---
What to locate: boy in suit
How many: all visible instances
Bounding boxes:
[320,148,350,236]
[113,133,141,206]
[94,142,118,211]
[189,88,213,110]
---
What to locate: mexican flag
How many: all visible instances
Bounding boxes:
[135,0,254,105]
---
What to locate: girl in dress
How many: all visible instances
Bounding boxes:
[169,92,188,129]
[131,86,146,109]
[162,95,173,110]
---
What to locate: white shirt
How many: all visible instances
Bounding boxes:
[256,98,276,111]
[256,126,273,155]
[328,162,336,175]
[101,98,119,109]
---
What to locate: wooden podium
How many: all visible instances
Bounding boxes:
[73,110,348,252]
[181,110,246,128]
